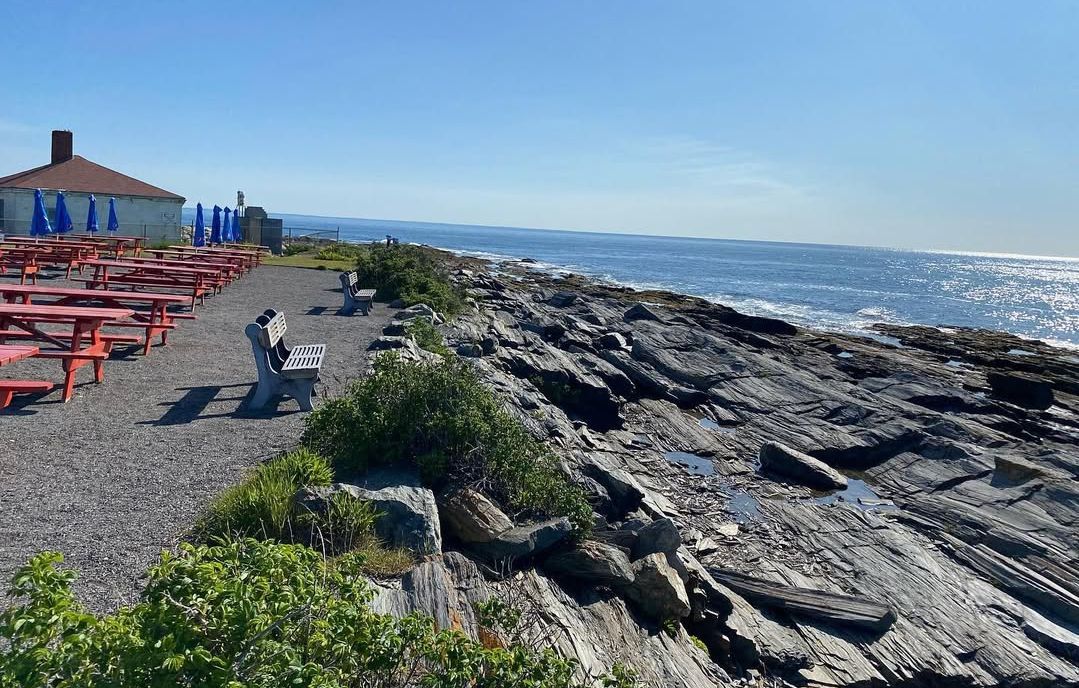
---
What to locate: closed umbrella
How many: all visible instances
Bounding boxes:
[107,197,119,234]
[54,191,73,234]
[233,208,243,243]
[30,189,52,236]
[86,194,99,233]
[223,207,233,243]
[192,203,206,247]
[210,205,222,245]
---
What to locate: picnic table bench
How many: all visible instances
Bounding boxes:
[79,259,211,309]
[2,240,94,277]
[168,245,262,269]
[145,248,249,276]
[57,234,144,257]
[0,284,192,355]
[87,255,235,289]
[340,271,376,315]
[0,303,133,402]
[0,344,53,408]
[0,246,41,284]
[245,309,324,411]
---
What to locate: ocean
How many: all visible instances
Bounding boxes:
[188,210,1079,348]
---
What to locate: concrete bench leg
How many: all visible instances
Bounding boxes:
[285,378,317,411]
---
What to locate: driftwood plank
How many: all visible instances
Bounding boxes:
[710,568,897,632]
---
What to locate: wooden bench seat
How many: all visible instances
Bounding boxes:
[339,271,376,315]
[245,309,325,411]
[0,380,54,408]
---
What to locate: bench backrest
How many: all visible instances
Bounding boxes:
[347,271,358,287]
[259,312,287,350]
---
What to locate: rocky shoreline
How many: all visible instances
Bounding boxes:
[363,255,1078,687]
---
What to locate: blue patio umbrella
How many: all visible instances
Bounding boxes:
[107,197,120,234]
[233,208,243,243]
[192,203,206,247]
[223,207,233,243]
[30,189,52,236]
[54,191,73,234]
[86,194,99,233]
[210,205,222,244]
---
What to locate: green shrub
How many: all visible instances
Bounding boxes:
[406,317,450,356]
[315,243,366,262]
[354,243,465,315]
[196,449,332,541]
[0,541,634,687]
[302,355,592,533]
[282,242,311,256]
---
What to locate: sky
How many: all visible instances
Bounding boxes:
[2,1,1077,256]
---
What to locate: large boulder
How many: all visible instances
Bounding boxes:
[395,303,444,325]
[986,371,1054,410]
[758,442,848,490]
[368,336,409,351]
[543,540,635,587]
[633,517,682,559]
[439,488,513,544]
[598,332,629,350]
[381,320,411,336]
[475,518,573,561]
[298,483,442,555]
[548,291,579,308]
[624,303,662,322]
[625,553,691,621]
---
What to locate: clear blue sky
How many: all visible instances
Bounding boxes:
[2,1,1077,256]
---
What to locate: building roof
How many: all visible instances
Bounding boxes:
[0,155,185,201]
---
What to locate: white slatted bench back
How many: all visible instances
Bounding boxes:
[259,312,288,350]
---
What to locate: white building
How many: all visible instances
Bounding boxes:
[0,130,185,241]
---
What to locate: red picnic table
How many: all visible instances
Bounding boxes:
[145,248,250,276]
[80,259,212,309]
[0,303,133,402]
[0,246,41,284]
[169,245,263,269]
[2,239,96,277]
[98,255,238,287]
[0,284,192,356]
[0,344,53,409]
[57,234,144,257]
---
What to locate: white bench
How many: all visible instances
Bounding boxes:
[244,309,325,411]
[340,271,376,315]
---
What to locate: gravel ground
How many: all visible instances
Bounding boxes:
[0,265,390,611]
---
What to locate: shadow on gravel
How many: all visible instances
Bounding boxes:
[143,383,297,425]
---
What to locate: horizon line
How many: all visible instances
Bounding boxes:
[181,206,1079,262]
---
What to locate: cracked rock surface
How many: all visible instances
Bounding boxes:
[428,260,1079,687]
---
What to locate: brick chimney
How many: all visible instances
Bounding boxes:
[51,130,73,164]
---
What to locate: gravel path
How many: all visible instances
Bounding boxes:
[0,265,390,611]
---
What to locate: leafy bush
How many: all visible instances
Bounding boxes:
[195,451,411,576]
[406,317,450,356]
[196,449,332,541]
[354,244,464,315]
[282,242,312,256]
[302,355,592,532]
[315,243,366,262]
[0,541,633,687]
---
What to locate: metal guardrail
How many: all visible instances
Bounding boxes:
[283,227,340,243]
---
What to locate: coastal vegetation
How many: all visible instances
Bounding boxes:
[405,317,451,356]
[0,541,634,687]
[302,354,593,533]
[353,243,465,315]
[193,448,413,576]
[269,242,465,315]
